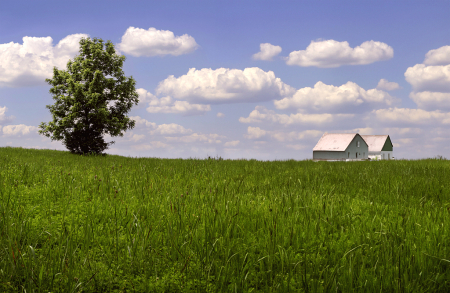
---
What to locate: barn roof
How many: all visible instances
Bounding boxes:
[360,135,392,152]
[313,133,362,151]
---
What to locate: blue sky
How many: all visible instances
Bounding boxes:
[1,0,450,159]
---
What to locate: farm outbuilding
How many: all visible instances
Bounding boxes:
[313,133,369,161]
[360,135,393,160]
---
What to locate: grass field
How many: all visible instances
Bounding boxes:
[0,146,449,292]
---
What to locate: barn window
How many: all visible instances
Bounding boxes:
[357,141,360,147]
[348,152,350,158]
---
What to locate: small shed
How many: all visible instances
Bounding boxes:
[313,133,369,161]
[360,135,393,160]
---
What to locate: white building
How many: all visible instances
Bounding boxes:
[360,135,393,160]
[313,133,369,161]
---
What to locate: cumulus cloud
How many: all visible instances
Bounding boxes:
[217,112,225,118]
[130,116,157,129]
[405,46,450,110]
[239,106,353,125]
[136,88,210,115]
[156,67,295,104]
[129,116,193,136]
[0,34,89,87]
[116,27,198,57]
[404,64,450,92]
[129,134,145,142]
[372,108,450,125]
[0,106,14,124]
[2,124,38,136]
[424,45,450,65]
[376,79,401,91]
[286,39,393,68]
[409,92,450,111]
[245,126,267,139]
[252,43,282,61]
[274,81,396,113]
[150,124,192,135]
[135,88,158,109]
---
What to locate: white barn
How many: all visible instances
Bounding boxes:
[313,133,369,161]
[360,135,393,160]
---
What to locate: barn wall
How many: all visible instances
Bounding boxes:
[313,151,347,160]
[368,151,394,160]
[345,135,369,159]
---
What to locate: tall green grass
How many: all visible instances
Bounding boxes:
[0,146,449,292]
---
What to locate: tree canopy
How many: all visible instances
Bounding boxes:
[39,37,138,155]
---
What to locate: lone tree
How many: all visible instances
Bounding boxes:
[39,37,138,155]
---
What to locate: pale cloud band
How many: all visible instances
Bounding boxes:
[239,106,353,125]
[116,27,198,57]
[372,108,450,125]
[252,43,282,61]
[245,126,322,142]
[0,34,89,87]
[156,67,295,104]
[128,116,230,146]
[286,39,393,68]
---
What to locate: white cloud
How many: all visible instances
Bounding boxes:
[224,140,240,147]
[274,81,396,113]
[376,79,401,91]
[244,126,322,143]
[150,124,192,135]
[217,112,225,118]
[0,34,89,87]
[286,144,307,150]
[0,106,14,124]
[136,88,210,115]
[135,88,158,109]
[130,116,157,129]
[245,126,266,139]
[129,116,192,135]
[286,39,393,68]
[147,100,211,115]
[116,27,198,57]
[270,130,322,142]
[409,91,450,111]
[132,141,169,150]
[424,45,450,66]
[2,124,38,136]
[252,43,282,61]
[372,108,450,125]
[239,106,353,125]
[404,64,450,92]
[165,133,225,144]
[130,134,145,142]
[156,67,295,104]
